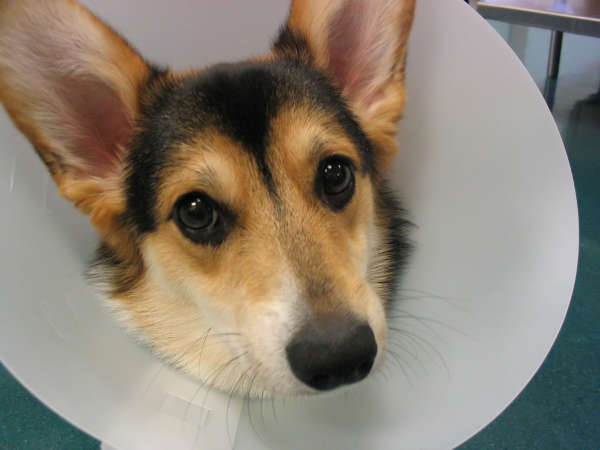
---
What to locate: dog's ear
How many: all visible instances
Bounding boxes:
[0,0,152,239]
[274,0,416,169]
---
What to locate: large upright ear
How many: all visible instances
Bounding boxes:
[0,0,151,238]
[274,0,416,169]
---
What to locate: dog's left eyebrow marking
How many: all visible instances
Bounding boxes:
[126,64,280,233]
[192,63,278,193]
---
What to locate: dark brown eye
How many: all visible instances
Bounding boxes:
[317,156,355,210]
[173,192,232,245]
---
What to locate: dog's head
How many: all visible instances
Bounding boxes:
[0,0,414,396]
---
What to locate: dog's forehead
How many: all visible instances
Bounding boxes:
[126,59,374,233]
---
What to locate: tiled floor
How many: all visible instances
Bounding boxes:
[1,18,599,450]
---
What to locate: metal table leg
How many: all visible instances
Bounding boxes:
[547,30,563,79]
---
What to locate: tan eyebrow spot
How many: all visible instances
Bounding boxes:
[156,130,254,221]
[268,103,362,194]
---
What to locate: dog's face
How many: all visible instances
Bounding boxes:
[0,0,414,396]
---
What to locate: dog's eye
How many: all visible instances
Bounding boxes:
[317,156,355,210]
[173,192,230,245]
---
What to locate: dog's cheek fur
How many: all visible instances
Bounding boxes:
[92,239,240,390]
[132,216,302,389]
[140,243,311,395]
[369,182,413,306]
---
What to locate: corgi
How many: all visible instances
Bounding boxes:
[0,0,415,397]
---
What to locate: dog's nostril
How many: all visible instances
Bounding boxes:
[286,319,377,391]
[359,359,373,375]
[309,373,337,391]
[346,358,374,384]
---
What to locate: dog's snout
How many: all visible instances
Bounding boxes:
[286,317,377,391]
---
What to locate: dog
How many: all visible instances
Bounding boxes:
[0,0,415,397]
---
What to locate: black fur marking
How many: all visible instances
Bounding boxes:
[272,25,313,64]
[190,63,279,190]
[126,59,375,234]
[126,67,181,234]
[143,63,169,94]
[87,242,144,296]
[375,183,414,306]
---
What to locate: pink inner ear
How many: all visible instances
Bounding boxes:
[327,1,392,105]
[56,77,132,178]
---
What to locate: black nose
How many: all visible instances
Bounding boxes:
[286,317,377,391]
